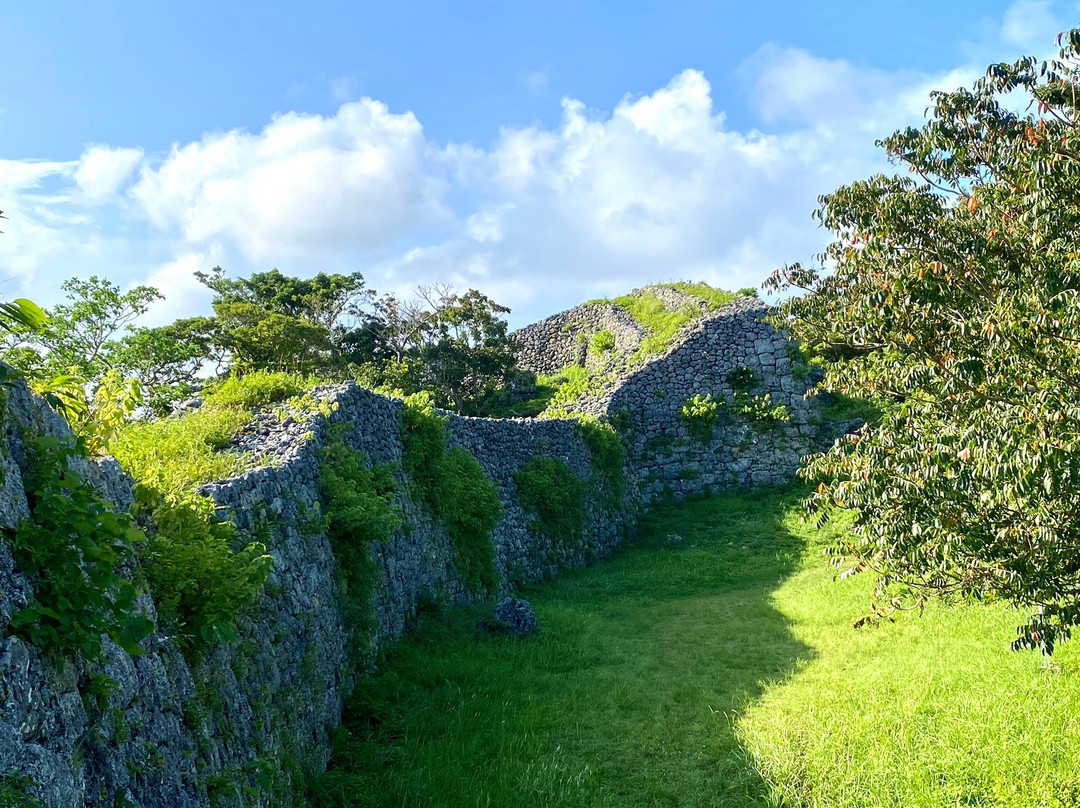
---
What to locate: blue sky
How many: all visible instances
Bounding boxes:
[0,0,1074,327]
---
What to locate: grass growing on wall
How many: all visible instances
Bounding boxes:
[610,292,701,358]
[514,456,588,552]
[400,394,502,591]
[660,281,738,310]
[318,427,402,656]
[314,487,1080,808]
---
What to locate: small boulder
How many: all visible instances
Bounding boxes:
[492,597,538,636]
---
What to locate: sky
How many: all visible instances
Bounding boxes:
[0,0,1075,329]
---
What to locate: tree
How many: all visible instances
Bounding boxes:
[765,30,1080,653]
[2,276,161,381]
[360,285,518,414]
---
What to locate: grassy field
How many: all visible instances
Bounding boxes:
[315,488,1080,808]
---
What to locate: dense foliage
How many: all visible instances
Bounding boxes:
[318,430,402,654]
[6,434,153,661]
[514,456,588,552]
[134,488,272,652]
[766,30,1080,652]
[578,416,626,507]
[400,395,502,590]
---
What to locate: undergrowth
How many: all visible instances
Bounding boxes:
[400,394,501,590]
[132,487,272,653]
[202,369,324,410]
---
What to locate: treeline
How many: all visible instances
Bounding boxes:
[0,267,522,437]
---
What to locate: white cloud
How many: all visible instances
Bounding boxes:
[74,145,144,202]
[1001,0,1063,49]
[137,252,218,328]
[131,99,451,262]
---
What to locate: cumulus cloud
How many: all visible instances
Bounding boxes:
[131,99,450,261]
[74,145,144,202]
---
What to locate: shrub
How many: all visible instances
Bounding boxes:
[400,395,502,590]
[514,456,588,551]
[726,365,758,392]
[134,489,272,653]
[578,416,625,507]
[318,430,401,652]
[678,394,721,441]
[588,330,616,355]
[6,434,153,661]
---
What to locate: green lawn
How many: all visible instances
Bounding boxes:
[315,488,1080,808]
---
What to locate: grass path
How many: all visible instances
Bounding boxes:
[316,488,1080,808]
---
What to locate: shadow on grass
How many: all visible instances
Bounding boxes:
[314,485,814,808]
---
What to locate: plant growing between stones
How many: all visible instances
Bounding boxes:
[400,394,501,590]
[678,394,721,442]
[514,456,588,553]
[6,434,153,662]
[578,415,626,508]
[588,330,616,355]
[132,487,272,655]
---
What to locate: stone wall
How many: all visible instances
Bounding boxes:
[0,296,826,807]
[605,297,826,501]
[511,302,644,376]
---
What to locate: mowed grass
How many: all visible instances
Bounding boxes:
[316,488,1080,808]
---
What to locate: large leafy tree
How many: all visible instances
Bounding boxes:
[359,285,518,415]
[2,276,161,380]
[765,30,1080,653]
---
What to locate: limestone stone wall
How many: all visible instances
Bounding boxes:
[511,302,644,376]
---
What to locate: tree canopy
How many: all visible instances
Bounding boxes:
[766,30,1080,653]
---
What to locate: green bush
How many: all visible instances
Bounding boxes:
[202,369,319,410]
[133,488,272,654]
[401,395,502,590]
[578,416,625,507]
[678,393,721,441]
[318,430,401,652]
[514,456,588,552]
[726,393,791,424]
[112,393,275,657]
[6,434,153,661]
[588,330,616,355]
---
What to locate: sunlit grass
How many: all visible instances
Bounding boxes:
[316,488,1080,808]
